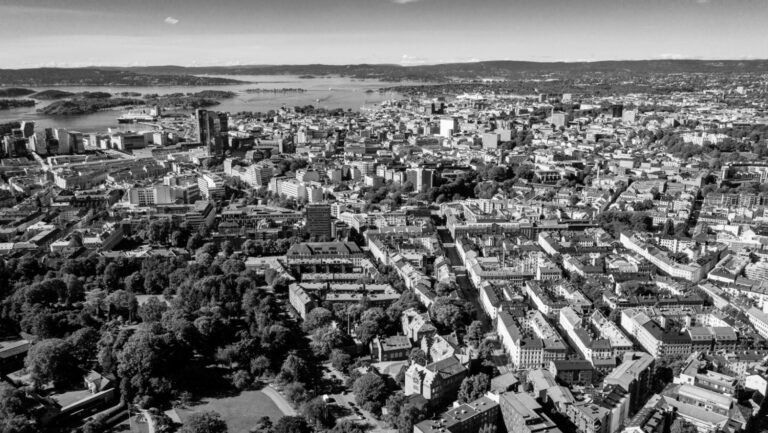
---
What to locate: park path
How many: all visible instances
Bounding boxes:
[262,386,297,416]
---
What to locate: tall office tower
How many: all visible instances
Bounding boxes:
[20,121,34,138]
[54,129,72,154]
[439,117,459,138]
[196,109,229,156]
[407,168,435,193]
[305,203,332,240]
[611,104,624,118]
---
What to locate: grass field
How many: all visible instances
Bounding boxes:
[177,390,285,433]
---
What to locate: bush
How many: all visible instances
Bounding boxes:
[232,370,252,390]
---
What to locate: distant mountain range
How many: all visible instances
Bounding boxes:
[2,60,768,86]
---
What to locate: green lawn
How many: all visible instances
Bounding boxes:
[177,391,284,433]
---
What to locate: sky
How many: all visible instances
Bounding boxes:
[0,0,767,68]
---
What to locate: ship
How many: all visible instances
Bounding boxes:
[117,105,161,123]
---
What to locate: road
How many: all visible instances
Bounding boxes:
[263,385,298,416]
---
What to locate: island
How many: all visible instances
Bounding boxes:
[0,99,35,110]
[31,90,76,100]
[36,90,234,115]
[0,88,35,97]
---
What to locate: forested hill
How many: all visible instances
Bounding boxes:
[123,59,768,81]
[2,60,768,86]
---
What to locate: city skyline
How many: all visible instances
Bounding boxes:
[1,0,767,68]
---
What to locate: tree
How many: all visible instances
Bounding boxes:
[102,262,119,288]
[330,420,367,433]
[250,355,272,377]
[458,373,490,403]
[231,370,252,390]
[465,320,484,348]
[278,353,310,384]
[311,326,347,358]
[430,297,469,331]
[273,416,309,433]
[330,349,352,373]
[0,383,37,433]
[25,339,80,389]
[180,410,228,433]
[384,392,427,433]
[139,296,168,323]
[283,381,309,404]
[302,398,335,428]
[65,275,84,304]
[353,373,388,413]
[66,327,99,372]
[117,326,192,405]
[302,307,333,333]
[355,320,381,346]
[409,348,428,366]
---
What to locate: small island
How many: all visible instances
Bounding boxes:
[31,89,76,100]
[37,90,232,115]
[0,88,35,97]
[0,99,35,110]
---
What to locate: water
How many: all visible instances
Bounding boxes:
[0,75,407,133]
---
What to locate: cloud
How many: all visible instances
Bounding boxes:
[164,16,179,25]
[391,0,421,4]
[400,54,429,66]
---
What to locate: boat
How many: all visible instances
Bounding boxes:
[117,106,161,123]
[117,113,157,123]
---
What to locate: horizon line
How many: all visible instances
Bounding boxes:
[2,57,768,70]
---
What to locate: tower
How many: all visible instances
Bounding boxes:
[196,109,228,156]
[305,203,332,240]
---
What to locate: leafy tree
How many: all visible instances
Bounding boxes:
[66,327,99,372]
[353,373,388,414]
[273,416,310,433]
[180,410,228,433]
[430,297,469,331]
[458,373,490,403]
[231,370,252,390]
[465,320,484,348]
[409,348,428,366]
[311,326,347,358]
[116,325,192,405]
[330,420,367,433]
[25,339,80,389]
[330,349,352,373]
[250,355,272,377]
[302,398,335,428]
[355,320,381,346]
[139,297,168,323]
[278,353,310,384]
[0,383,37,433]
[384,392,428,433]
[102,262,119,289]
[283,381,310,404]
[302,307,333,333]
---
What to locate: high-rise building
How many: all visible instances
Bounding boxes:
[305,203,332,240]
[195,109,229,156]
[20,121,34,138]
[54,129,71,154]
[407,168,435,193]
[439,117,459,138]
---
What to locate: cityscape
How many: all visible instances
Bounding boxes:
[3,2,768,433]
